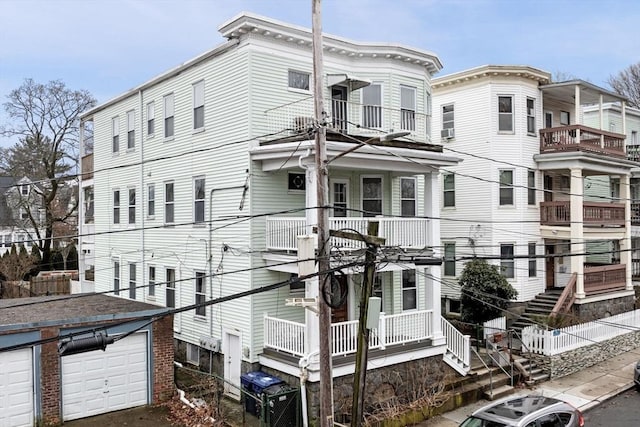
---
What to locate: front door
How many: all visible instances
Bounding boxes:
[331,274,349,323]
[545,244,555,289]
[223,331,242,400]
[331,86,348,132]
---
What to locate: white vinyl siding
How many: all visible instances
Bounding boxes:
[193,80,205,130]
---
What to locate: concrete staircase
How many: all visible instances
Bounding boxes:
[511,288,563,333]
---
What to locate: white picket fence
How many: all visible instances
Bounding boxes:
[483,316,506,340]
[521,309,640,356]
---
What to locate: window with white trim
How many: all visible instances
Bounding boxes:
[362,176,382,217]
[443,173,455,207]
[288,70,310,91]
[186,343,200,365]
[128,188,136,224]
[113,190,120,224]
[498,96,514,132]
[528,242,537,277]
[166,268,176,308]
[528,170,536,205]
[195,271,206,316]
[400,85,416,131]
[373,274,383,309]
[500,243,515,278]
[499,169,514,206]
[164,93,174,138]
[148,265,156,297]
[129,263,136,299]
[127,110,135,149]
[147,102,155,136]
[165,182,174,224]
[147,184,155,217]
[112,116,119,153]
[113,260,120,296]
[444,243,456,276]
[400,177,416,217]
[193,80,204,130]
[84,187,94,224]
[560,111,570,125]
[194,177,205,224]
[331,180,348,217]
[402,270,417,310]
[442,104,454,130]
[526,98,536,134]
[362,83,382,128]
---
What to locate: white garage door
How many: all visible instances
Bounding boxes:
[61,332,148,421]
[0,348,34,427]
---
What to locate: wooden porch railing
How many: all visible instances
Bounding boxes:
[539,201,625,227]
[550,273,577,318]
[584,264,627,295]
[540,125,626,158]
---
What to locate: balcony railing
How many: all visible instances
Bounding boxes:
[539,125,626,158]
[264,96,430,142]
[265,216,430,251]
[632,202,640,225]
[584,264,627,295]
[540,201,625,227]
[263,310,434,358]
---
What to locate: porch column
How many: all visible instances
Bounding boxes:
[298,235,319,354]
[621,174,633,290]
[574,85,581,142]
[570,167,586,299]
[425,172,444,344]
[304,164,318,235]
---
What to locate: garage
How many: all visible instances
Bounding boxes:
[0,348,34,427]
[61,332,149,421]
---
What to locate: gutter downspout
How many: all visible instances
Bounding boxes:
[298,350,319,427]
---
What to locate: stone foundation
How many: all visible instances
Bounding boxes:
[573,294,635,321]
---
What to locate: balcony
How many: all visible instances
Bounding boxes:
[263,310,433,358]
[540,201,625,227]
[265,216,430,251]
[584,264,626,295]
[539,125,626,158]
[264,97,430,143]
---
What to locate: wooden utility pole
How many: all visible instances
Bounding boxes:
[312,1,333,426]
[349,222,384,427]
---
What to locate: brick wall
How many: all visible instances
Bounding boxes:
[153,315,175,402]
[40,327,61,426]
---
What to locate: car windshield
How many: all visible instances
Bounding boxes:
[460,416,508,427]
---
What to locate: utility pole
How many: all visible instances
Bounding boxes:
[311,1,333,426]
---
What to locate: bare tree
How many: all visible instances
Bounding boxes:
[1,79,96,269]
[608,62,640,108]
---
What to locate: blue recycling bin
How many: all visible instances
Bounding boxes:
[241,371,283,416]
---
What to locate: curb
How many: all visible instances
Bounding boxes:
[579,381,635,412]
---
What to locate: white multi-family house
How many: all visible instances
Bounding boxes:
[433,65,636,322]
[0,176,40,256]
[80,12,463,420]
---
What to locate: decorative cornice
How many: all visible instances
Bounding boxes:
[432,65,551,89]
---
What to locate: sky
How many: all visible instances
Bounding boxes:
[1,0,638,148]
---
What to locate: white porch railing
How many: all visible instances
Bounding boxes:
[441,318,471,375]
[264,310,433,358]
[265,217,430,251]
[483,316,507,340]
[521,309,640,356]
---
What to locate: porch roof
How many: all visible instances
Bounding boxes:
[534,150,638,176]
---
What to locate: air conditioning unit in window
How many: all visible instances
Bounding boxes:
[441,128,455,140]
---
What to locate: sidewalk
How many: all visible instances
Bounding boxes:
[419,348,639,426]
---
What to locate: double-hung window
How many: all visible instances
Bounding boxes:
[165,182,174,224]
[128,188,136,224]
[499,169,514,206]
[113,190,120,224]
[362,83,382,128]
[164,93,174,138]
[147,102,155,136]
[84,187,94,224]
[500,244,515,279]
[362,176,382,217]
[112,116,119,153]
[442,104,454,131]
[526,98,536,134]
[166,268,176,308]
[443,173,455,207]
[147,184,155,217]
[498,96,514,132]
[129,263,136,299]
[148,266,156,297]
[528,242,537,277]
[331,180,348,217]
[193,81,205,130]
[127,110,135,149]
[113,260,120,295]
[560,111,570,125]
[444,243,456,276]
[400,177,416,217]
[400,85,416,131]
[195,271,206,316]
[528,170,536,205]
[402,270,417,310]
[288,70,310,91]
[194,177,205,224]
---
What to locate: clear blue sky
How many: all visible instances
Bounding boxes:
[1,0,638,148]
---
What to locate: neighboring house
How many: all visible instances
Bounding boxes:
[0,176,41,256]
[80,12,462,420]
[433,65,636,320]
[0,294,173,426]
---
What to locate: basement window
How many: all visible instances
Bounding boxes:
[186,343,200,366]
